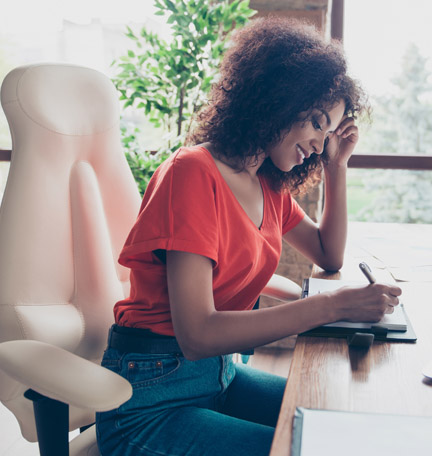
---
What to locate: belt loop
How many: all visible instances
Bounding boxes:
[107,324,115,347]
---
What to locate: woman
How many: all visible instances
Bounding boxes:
[97,17,401,456]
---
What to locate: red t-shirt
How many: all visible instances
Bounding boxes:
[114,146,305,335]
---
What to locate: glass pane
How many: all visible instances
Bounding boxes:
[345,0,432,156]
[0,109,11,149]
[347,168,432,224]
[0,161,10,204]
[0,2,167,150]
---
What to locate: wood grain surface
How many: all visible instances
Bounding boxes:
[270,222,432,456]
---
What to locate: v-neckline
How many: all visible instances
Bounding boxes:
[199,146,266,231]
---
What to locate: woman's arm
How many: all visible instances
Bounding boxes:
[261,274,303,301]
[282,165,347,272]
[166,250,401,360]
[283,117,358,271]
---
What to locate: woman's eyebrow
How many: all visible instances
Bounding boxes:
[319,109,331,126]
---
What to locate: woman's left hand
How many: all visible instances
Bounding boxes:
[325,116,359,168]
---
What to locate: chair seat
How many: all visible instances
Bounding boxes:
[70,426,100,456]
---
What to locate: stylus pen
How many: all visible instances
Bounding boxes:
[359,262,377,284]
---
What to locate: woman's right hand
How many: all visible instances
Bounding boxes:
[328,283,402,323]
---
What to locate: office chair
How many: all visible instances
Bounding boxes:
[0,63,142,455]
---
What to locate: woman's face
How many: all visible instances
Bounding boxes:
[267,101,346,172]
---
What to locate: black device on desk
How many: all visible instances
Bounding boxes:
[300,277,417,344]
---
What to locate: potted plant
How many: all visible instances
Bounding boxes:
[113,0,256,194]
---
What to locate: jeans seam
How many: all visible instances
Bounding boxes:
[101,351,126,371]
[100,353,245,455]
[128,355,182,388]
[127,438,182,456]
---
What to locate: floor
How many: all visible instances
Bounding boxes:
[0,346,294,455]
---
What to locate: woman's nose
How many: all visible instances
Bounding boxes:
[311,134,327,155]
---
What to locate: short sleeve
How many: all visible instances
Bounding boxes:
[281,191,305,234]
[119,148,219,268]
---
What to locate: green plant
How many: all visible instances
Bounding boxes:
[121,124,170,195]
[113,0,256,193]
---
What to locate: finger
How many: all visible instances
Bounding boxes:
[325,132,336,145]
[387,295,400,307]
[385,305,395,314]
[375,283,402,297]
[335,117,355,134]
[338,125,358,139]
[389,285,402,297]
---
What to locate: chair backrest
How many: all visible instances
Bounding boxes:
[0,63,141,441]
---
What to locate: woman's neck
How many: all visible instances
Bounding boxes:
[200,142,265,178]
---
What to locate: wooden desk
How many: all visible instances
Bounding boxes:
[270,222,432,456]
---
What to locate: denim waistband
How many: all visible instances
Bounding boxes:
[107,324,183,355]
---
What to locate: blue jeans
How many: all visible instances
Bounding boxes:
[96,348,286,455]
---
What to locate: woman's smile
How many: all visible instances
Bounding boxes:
[267,101,346,172]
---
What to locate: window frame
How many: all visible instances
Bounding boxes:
[0,150,11,162]
[2,0,432,173]
[332,0,432,171]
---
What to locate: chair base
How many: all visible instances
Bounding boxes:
[24,389,69,456]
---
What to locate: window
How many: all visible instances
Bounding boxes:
[344,0,432,223]
[0,1,168,201]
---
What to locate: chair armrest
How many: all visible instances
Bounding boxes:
[0,340,132,411]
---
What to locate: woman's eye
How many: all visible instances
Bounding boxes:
[312,118,322,131]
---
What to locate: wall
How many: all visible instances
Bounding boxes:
[250,0,329,30]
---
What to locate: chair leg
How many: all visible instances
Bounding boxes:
[24,389,69,456]
[80,422,94,433]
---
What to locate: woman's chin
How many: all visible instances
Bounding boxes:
[282,163,297,172]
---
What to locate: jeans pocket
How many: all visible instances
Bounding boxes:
[124,353,182,388]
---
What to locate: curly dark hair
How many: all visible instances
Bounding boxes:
[187,17,369,193]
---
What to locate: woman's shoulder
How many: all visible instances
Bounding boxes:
[171,144,216,171]
[151,144,219,189]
